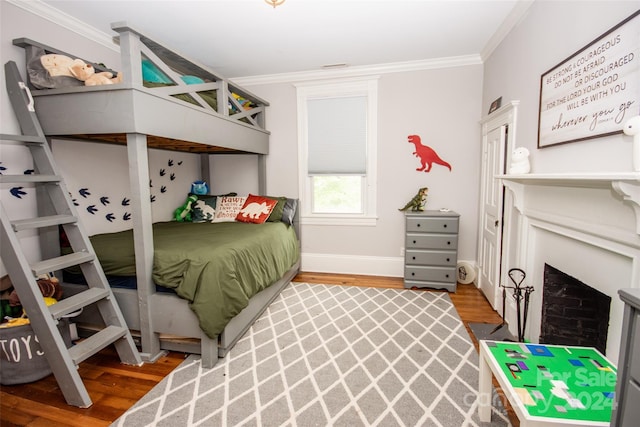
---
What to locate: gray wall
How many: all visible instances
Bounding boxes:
[246,64,483,275]
[482,1,639,174]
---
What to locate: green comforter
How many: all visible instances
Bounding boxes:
[87,221,299,338]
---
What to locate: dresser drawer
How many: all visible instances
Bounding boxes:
[405,250,456,266]
[406,233,458,250]
[406,217,458,233]
[405,265,456,282]
[630,313,640,382]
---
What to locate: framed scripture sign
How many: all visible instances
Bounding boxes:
[538,10,640,148]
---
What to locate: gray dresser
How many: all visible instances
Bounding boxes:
[611,288,640,427]
[404,210,459,292]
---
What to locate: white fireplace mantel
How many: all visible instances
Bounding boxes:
[498,172,640,234]
[495,171,640,360]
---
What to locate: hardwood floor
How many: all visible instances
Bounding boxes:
[0,273,516,426]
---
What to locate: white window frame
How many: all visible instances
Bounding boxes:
[296,77,378,226]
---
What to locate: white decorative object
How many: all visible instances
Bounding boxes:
[623,115,640,172]
[456,261,476,285]
[509,147,530,174]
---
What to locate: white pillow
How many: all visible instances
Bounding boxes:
[211,196,247,222]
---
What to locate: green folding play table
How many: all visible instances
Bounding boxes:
[478,340,617,426]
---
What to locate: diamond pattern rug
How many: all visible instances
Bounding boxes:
[112,283,511,426]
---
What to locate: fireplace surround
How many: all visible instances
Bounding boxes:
[498,173,640,364]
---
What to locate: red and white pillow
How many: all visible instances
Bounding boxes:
[235,194,278,224]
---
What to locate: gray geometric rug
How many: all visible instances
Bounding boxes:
[112,283,511,426]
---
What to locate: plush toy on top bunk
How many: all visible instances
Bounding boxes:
[69,61,122,86]
[39,53,122,86]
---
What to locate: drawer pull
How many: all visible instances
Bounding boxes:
[417,223,421,227]
[445,274,449,278]
[412,256,416,260]
[411,272,415,276]
[443,224,447,228]
[413,240,417,244]
[446,258,450,262]
[447,241,451,245]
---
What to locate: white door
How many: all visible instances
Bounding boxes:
[478,125,507,309]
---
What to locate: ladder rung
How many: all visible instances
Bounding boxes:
[68,325,127,365]
[49,288,110,319]
[12,214,77,232]
[0,133,46,144]
[31,252,94,276]
[0,174,61,184]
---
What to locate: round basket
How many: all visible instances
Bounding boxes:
[0,319,71,385]
[456,261,476,285]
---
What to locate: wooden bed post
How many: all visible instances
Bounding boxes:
[113,22,143,87]
[126,132,164,363]
[199,153,210,187]
[258,154,267,195]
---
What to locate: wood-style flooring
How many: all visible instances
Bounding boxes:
[0,273,516,426]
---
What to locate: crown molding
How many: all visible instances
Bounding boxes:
[481,0,535,61]
[7,0,118,52]
[231,54,483,86]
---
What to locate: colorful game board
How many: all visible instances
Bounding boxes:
[484,341,617,423]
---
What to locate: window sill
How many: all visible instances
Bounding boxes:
[300,215,378,226]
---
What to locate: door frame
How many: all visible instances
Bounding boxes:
[477,100,519,309]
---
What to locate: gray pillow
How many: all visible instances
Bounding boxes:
[27,47,84,90]
[281,199,297,226]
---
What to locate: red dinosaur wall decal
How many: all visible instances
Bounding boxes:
[407,134,452,172]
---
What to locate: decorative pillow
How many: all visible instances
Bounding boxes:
[282,198,298,226]
[191,197,217,223]
[236,194,278,224]
[266,196,288,222]
[212,196,247,222]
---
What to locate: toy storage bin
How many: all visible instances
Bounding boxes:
[0,319,71,385]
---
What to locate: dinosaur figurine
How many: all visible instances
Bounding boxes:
[407,135,452,172]
[399,187,429,211]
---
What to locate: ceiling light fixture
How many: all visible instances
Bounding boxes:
[265,0,285,8]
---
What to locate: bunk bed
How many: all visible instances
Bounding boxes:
[13,22,300,368]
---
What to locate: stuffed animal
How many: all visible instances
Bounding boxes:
[399,187,429,212]
[191,181,209,195]
[174,194,198,222]
[69,61,121,86]
[40,54,84,77]
[7,274,63,307]
[509,147,531,174]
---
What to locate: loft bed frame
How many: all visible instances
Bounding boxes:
[13,23,300,368]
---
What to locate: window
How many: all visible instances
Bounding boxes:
[296,77,378,225]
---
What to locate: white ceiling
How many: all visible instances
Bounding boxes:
[39,0,524,79]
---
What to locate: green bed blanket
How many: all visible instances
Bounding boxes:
[86,221,299,338]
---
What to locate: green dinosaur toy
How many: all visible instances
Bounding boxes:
[174,194,198,222]
[399,187,429,212]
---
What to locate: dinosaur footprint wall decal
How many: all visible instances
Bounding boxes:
[407,134,452,172]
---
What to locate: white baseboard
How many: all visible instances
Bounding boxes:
[301,252,477,280]
[301,253,404,277]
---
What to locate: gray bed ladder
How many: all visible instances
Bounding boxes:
[1,61,142,408]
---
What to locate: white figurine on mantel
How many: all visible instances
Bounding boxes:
[623,115,640,172]
[509,147,531,174]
